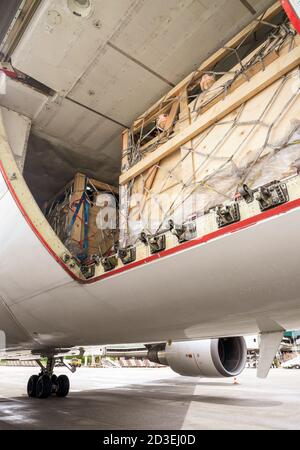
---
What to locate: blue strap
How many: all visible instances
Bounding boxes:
[66,192,86,237]
[83,198,90,252]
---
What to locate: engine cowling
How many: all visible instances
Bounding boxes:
[148,337,247,378]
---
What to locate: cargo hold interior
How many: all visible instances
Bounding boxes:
[2,1,300,279]
[21,10,284,210]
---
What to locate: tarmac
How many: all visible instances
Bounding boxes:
[0,366,299,430]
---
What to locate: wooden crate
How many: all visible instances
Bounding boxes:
[119,4,300,246]
[46,173,119,259]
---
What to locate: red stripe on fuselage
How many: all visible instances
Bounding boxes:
[1,160,300,285]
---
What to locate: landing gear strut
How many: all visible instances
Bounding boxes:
[27,356,73,399]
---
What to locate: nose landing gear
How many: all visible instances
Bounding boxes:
[27,356,74,399]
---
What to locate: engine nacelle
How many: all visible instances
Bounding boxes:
[148,337,247,378]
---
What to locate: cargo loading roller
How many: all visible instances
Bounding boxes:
[1,1,300,398]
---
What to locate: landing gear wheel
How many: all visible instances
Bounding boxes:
[36,374,52,399]
[56,375,70,397]
[27,375,39,398]
[51,374,58,384]
[51,374,58,394]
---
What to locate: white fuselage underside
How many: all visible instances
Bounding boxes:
[0,170,299,351]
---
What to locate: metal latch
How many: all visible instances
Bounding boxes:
[79,255,101,279]
[119,247,136,265]
[101,255,118,272]
[149,235,166,254]
[81,263,96,279]
[255,181,289,212]
[216,203,240,228]
[238,184,254,203]
[139,232,149,246]
[169,220,197,243]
